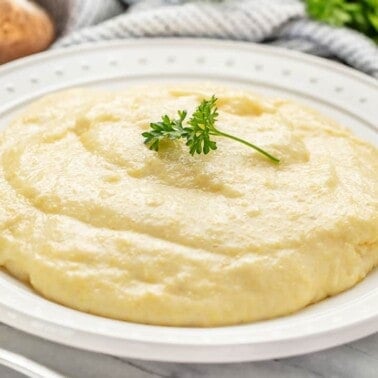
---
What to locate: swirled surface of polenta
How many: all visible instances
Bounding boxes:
[0,85,377,326]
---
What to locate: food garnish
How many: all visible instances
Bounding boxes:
[142,96,280,163]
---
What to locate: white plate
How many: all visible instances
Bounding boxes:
[0,39,377,363]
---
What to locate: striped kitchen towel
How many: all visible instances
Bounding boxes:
[37,0,378,78]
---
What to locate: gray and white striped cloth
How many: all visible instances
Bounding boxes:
[37,0,378,78]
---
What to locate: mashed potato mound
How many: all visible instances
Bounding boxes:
[0,85,377,326]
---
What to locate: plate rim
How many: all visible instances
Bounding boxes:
[1,38,377,89]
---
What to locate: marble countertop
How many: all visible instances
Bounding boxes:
[0,323,377,378]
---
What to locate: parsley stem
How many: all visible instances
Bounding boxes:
[212,129,280,164]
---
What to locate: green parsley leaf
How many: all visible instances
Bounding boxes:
[142,110,187,151]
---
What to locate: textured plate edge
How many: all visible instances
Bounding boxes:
[0,38,377,90]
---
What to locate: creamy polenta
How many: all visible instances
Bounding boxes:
[0,85,377,327]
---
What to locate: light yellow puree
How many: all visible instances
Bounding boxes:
[0,84,377,326]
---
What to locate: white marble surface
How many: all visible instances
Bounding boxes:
[0,323,377,378]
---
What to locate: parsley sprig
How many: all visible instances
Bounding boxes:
[142,96,280,164]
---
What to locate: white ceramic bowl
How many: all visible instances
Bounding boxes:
[0,39,377,362]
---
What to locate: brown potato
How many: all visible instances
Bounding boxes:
[0,0,55,63]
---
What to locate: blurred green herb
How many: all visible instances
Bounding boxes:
[305,0,378,43]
